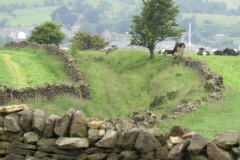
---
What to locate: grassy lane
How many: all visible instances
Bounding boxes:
[1,54,28,88]
[0,48,73,88]
[0,54,14,86]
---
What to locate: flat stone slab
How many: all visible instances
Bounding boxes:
[55,137,89,149]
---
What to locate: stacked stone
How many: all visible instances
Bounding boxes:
[162,56,225,121]
[0,105,239,160]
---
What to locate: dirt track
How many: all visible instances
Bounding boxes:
[1,54,28,88]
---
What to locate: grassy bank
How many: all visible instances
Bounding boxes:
[158,53,240,139]
[26,50,206,119]
[2,48,240,139]
[0,47,73,88]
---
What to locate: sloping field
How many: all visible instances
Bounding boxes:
[0,48,73,89]
[209,0,240,9]
[158,53,240,138]
[26,50,208,119]
[181,13,240,25]
[186,53,240,89]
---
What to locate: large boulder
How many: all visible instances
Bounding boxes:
[54,108,75,136]
[70,110,89,138]
[134,129,161,154]
[32,109,47,137]
[4,113,22,132]
[95,130,118,148]
[43,114,60,138]
[207,141,235,160]
[18,109,33,132]
[121,128,140,150]
[168,138,191,160]
[213,130,240,150]
[187,134,208,155]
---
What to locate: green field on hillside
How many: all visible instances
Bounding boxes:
[181,13,240,25]
[0,48,73,88]
[158,53,240,138]
[210,0,240,9]
[24,50,207,118]
[0,6,58,26]
[23,50,240,139]
[1,48,240,138]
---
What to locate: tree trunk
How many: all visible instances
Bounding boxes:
[149,46,155,58]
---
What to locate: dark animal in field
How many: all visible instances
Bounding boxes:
[172,42,185,56]
[197,47,210,56]
[223,48,238,56]
[237,50,240,55]
[214,50,228,56]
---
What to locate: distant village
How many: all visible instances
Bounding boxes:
[0,25,226,52]
[0,25,134,50]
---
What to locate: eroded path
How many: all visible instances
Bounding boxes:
[0,54,28,88]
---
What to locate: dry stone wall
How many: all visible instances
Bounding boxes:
[0,41,91,105]
[161,55,224,121]
[0,104,239,160]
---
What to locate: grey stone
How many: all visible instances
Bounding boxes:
[32,109,47,137]
[207,141,235,160]
[55,137,89,149]
[95,130,118,148]
[70,110,88,137]
[107,153,119,160]
[119,151,139,160]
[54,108,75,137]
[43,114,60,138]
[5,154,25,160]
[23,132,39,144]
[187,133,208,155]
[213,130,240,150]
[168,138,191,160]
[86,153,108,160]
[19,109,33,132]
[4,113,22,132]
[10,141,37,150]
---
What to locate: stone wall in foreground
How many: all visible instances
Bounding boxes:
[0,41,91,105]
[0,104,239,160]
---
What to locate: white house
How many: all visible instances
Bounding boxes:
[18,31,26,39]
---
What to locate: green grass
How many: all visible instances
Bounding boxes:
[0,47,73,88]
[25,50,206,120]
[181,13,240,25]
[185,53,240,89]
[0,6,59,26]
[158,53,240,139]
[3,48,240,139]
[210,0,240,9]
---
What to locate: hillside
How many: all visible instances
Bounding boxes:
[209,0,240,9]
[1,46,240,138]
[0,0,239,27]
[181,13,240,25]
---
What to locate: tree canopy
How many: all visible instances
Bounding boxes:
[27,21,65,46]
[69,31,110,51]
[129,0,185,58]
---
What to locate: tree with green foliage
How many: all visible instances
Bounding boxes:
[129,0,185,58]
[96,1,114,14]
[27,21,65,47]
[69,31,110,50]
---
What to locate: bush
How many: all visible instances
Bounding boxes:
[69,32,110,51]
